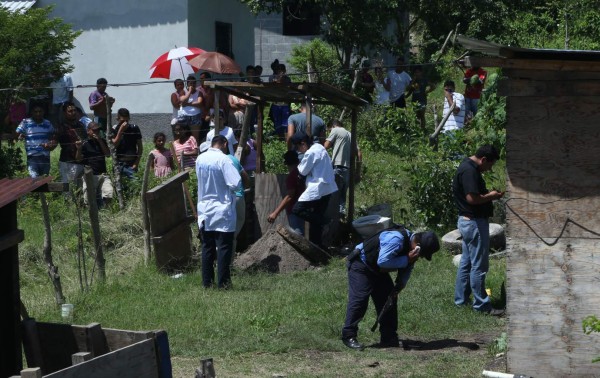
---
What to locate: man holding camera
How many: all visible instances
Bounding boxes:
[342,227,440,350]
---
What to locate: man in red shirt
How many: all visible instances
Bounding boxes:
[462,66,487,121]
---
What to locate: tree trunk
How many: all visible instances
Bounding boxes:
[105,99,124,210]
[39,193,65,305]
[83,167,105,282]
[141,153,153,265]
[277,225,331,265]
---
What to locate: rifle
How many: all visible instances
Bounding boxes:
[371,281,403,332]
[371,246,420,332]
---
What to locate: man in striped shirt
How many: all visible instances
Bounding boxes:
[442,80,466,133]
[16,104,57,177]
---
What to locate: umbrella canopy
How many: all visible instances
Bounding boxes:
[149,46,206,79]
[188,52,242,75]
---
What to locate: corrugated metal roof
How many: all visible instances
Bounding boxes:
[0,176,53,209]
[0,1,36,13]
[457,34,600,61]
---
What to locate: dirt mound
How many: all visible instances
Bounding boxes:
[234,229,315,273]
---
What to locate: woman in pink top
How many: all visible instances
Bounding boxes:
[150,132,174,177]
[172,122,198,169]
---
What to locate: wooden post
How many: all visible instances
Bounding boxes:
[235,104,254,162]
[195,358,216,378]
[429,102,455,145]
[141,153,153,265]
[71,352,92,365]
[305,94,312,138]
[349,109,358,222]
[39,193,65,305]
[83,166,105,282]
[19,368,41,378]
[340,69,359,122]
[213,88,221,135]
[256,103,264,173]
[105,100,124,210]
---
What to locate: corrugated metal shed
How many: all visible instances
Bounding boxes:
[0,1,37,13]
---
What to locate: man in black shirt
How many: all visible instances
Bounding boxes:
[452,145,504,316]
[58,102,86,184]
[76,122,113,208]
[110,108,143,179]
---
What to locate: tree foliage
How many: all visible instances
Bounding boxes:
[0,6,80,111]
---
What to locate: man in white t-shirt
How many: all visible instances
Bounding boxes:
[384,58,411,108]
[290,131,338,248]
[50,71,73,126]
[206,110,238,155]
[442,80,466,133]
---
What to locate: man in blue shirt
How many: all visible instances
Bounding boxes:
[342,227,440,350]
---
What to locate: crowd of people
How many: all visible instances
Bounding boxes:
[6,58,502,351]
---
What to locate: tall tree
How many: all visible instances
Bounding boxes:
[0,5,80,111]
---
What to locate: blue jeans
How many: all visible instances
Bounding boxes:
[287,212,305,236]
[27,155,50,178]
[465,98,479,116]
[454,217,491,312]
[117,162,137,179]
[334,166,349,214]
[201,229,234,288]
[292,194,331,247]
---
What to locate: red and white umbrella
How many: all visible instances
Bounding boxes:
[149,46,206,79]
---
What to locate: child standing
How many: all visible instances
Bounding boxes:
[150,132,173,177]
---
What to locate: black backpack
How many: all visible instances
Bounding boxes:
[362,224,411,270]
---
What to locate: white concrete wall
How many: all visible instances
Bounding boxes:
[40,0,189,115]
[188,0,255,70]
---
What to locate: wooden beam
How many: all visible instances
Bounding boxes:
[32,182,69,193]
[71,352,91,365]
[145,171,190,200]
[20,368,42,378]
[498,78,600,97]
[0,229,24,252]
[465,56,600,72]
[85,323,109,358]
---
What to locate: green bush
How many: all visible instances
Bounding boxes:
[0,143,24,178]
[583,315,600,363]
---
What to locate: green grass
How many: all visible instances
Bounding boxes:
[18,195,506,376]
[15,128,507,377]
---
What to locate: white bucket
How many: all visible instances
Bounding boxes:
[61,303,74,323]
[352,215,391,238]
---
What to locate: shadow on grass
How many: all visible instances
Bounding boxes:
[399,338,480,351]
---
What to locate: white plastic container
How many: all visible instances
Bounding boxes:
[352,215,392,238]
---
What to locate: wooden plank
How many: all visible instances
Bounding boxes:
[145,171,190,201]
[21,318,45,374]
[505,69,600,81]
[34,322,81,374]
[466,56,600,71]
[0,229,24,252]
[31,182,69,193]
[44,339,159,378]
[20,368,42,378]
[71,352,91,365]
[499,78,600,97]
[154,330,172,378]
[102,328,154,351]
[85,323,108,358]
[151,216,196,243]
[506,240,600,376]
[254,173,290,236]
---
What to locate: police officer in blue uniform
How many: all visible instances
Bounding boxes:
[341,226,440,350]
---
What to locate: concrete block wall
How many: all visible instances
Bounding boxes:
[254,12,315,77]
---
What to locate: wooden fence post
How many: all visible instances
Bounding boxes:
[39,193,65,304]
[83,166,105,281]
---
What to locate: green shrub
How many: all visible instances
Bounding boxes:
[583,315,600,363]
[0,143,24,178]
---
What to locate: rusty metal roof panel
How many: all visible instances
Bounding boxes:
[457,35,600,61]
[204,81,368,109]
[0,176,53,209]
